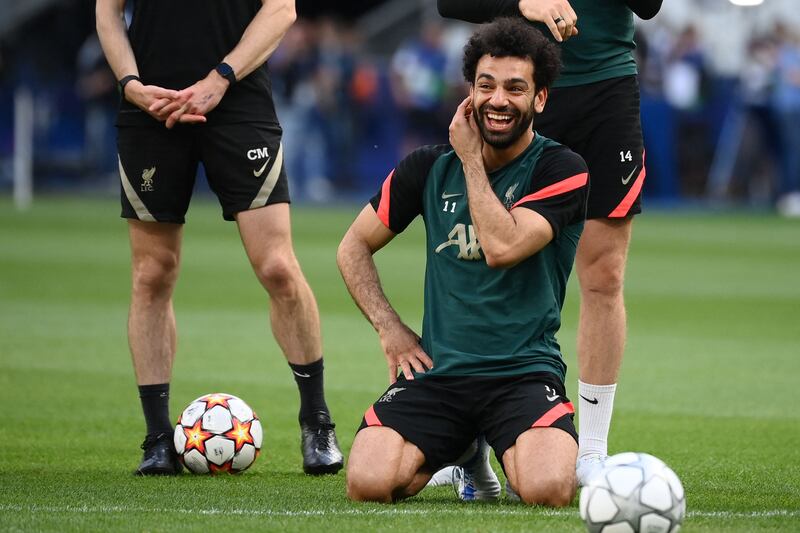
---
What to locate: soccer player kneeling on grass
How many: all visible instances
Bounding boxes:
[337,18,588,505]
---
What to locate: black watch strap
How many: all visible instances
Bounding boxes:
[215,62,237,85]
[119,74,141,96]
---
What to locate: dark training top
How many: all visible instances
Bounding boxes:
[370,135,588,380]
[438,0,662,88]
[118,0,278,126]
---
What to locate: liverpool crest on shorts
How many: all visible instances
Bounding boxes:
[141,167,156,192]
[378,387,406,403]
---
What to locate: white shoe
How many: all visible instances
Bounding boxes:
[505,479,521,502]
[452,464,501,501]
[452,436,501,501]
[777,192,800,218]
[576,453,607,486]
[427,465,456,487]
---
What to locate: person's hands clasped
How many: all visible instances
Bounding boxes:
[123,80,202,124]
[519,0,578,42]
[158,70,230,129]
[449,96,483,165]
[378,322,433,384]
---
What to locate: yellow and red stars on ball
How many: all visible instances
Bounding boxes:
[202,393,231,409]
[209,462,233,474]
[182,420,212,455]
[224,418,255,452]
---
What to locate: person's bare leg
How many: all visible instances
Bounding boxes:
[128,219,184,475]
[575,218,633,480]
[236,204,342,474]
[347,427,431,502]
[128,220,182,387]
[503,427,577,507]
[237,204,321,364]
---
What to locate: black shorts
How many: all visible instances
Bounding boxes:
[536,75,645,219]
[117,122,290,223]
[358,372,577,471]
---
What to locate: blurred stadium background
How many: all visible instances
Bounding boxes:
[2,0,800,215]
[1,2,799,530]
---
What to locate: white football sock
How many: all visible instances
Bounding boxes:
[578,380,617,459]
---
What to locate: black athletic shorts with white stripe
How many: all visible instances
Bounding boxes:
[358,372,577,471]
[117,122,289,223]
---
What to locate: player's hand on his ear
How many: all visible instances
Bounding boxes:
[449,96,483,165]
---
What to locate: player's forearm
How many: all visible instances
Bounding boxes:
[96,0,138,80]
[625,0,662,20]
[462,159,528,268]
[437,0,520,23]
[337,233,404,335]
[222,0,296,81]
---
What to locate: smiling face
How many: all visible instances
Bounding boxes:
[471,55,547,150]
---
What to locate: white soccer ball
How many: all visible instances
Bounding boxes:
[173,393,263,474]
[579,452,685,533]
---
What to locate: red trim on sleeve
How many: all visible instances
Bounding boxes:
[511,173,588,209]
[364,405,383,427]
[531,401,574,428]
[609,151,647,218]
[376,170,394,227]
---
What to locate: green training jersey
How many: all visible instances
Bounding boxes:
[438,0,639,88]
[550,0,637,87]
[369,135,588,380]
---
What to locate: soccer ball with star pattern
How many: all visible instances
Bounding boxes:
[173,393,263,474]
[579,452,686,533]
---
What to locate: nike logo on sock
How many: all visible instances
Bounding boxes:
[293,371,311,378]
[579,394,599,405]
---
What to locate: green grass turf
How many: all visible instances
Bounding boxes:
[1,195,798,532]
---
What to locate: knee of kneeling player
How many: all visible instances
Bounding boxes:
[346,469,394,503]
[519,477,576,507]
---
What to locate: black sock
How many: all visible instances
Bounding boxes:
[289,358,329,423]
[138,383,172,436]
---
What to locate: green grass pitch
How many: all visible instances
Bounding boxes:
[1,196,798,532]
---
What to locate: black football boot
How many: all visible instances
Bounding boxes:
[300,411,344,475]
[135,432,182,476]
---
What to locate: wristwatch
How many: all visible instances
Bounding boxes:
[118,74,141,96]
[215,62,237,85]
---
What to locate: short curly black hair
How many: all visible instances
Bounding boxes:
[462,17,561,92]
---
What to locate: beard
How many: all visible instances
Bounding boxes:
[475,103,535,149]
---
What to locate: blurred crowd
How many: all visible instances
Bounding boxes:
[268,18,472,200]
[1,6,800,215]
[636,19,800,216]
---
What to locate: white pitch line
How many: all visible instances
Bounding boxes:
[0,504,798,520]
[0,504,800,519]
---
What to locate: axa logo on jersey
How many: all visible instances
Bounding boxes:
[434,223,482,260]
